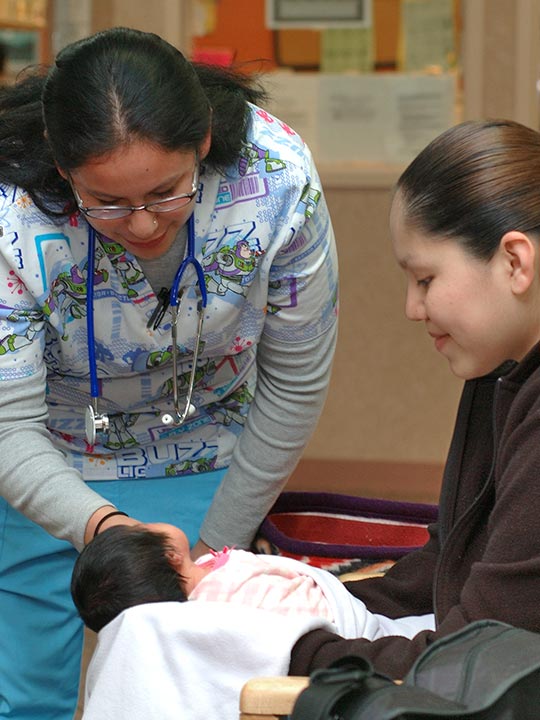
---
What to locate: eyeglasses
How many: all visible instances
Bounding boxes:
[69,156,199,220]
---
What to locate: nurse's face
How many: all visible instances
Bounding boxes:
[65,140,204,260]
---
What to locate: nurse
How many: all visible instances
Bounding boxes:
[0,27,338,719]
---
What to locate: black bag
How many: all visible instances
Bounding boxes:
[290,620,540,719]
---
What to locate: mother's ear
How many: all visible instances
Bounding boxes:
[499,230,537,295]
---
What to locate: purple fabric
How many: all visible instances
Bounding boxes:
[258,492,438,560]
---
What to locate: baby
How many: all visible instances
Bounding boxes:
[71,522,434,640]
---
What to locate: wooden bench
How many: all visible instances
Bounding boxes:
[239,676,309,720]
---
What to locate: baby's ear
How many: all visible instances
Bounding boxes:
[164,550,184,572]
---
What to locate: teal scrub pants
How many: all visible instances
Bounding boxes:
[0,469,227,719]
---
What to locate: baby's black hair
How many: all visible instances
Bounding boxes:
[71,525,187,633]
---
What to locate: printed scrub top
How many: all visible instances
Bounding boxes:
[0,104,338,482]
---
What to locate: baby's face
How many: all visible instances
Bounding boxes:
[143,522,190,554]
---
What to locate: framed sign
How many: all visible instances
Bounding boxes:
[265,0,372,29]
[0,30,41,80]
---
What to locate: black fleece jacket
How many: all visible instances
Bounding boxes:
[290,346,540,679]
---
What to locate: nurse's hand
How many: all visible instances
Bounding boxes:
[191,538,214,560]
[84,505,140,545]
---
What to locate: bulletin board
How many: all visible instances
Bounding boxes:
[191,0,462,168]
[191,0,459,73]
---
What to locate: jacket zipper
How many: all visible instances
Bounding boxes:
[432,376,502,622]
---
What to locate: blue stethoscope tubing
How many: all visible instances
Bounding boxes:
[85,223,107,445]
[170,213,207,310]
[85,212,207,445]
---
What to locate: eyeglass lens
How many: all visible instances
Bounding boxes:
[84,194,195,219]
[73,157,199,220]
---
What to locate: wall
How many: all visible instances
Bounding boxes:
[307,185,461,464]
[91,0,191,52]
[287,184,461,503]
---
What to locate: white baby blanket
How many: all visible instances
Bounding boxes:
[82,600,332,720]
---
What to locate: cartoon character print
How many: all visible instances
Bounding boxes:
[239,142,286,176]
[43,264,109,341]
[164,455,217,477]
[160,358,215,398]
[127,341,208,376]
[97,239,145,299]
[146,348,173,368]
[103,413,140,450]
[299,185,321,220]
[0,311,44,356]
[203,239,260,297]
[124,346,175,374]
[207,382,253,429]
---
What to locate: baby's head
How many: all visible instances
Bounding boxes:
[71,524,188,632]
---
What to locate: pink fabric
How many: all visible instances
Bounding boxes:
[190,548,334,622]
[195,546,234,570]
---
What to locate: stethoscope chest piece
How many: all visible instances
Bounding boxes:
[85,403,110,446]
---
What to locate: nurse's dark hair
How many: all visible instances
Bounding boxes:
[396,119,540,260]
[71,525,188,633]
[0,26,267,217]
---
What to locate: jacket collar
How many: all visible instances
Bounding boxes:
[497,340,540,385]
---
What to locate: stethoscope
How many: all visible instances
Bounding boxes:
[85,212,208,446]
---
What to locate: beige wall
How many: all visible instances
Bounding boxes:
[91,0,191,51]
[304,186,462,465]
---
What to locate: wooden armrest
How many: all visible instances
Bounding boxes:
[239,676,309,719]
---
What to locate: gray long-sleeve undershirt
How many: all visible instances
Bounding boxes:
[201,323,337,549]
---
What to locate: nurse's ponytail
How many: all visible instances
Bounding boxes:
[0,70,70,218]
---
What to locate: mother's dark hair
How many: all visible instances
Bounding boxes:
[0,26,267,216]
[396,119,540,260]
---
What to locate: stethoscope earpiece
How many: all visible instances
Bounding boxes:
[161,403,197,427]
